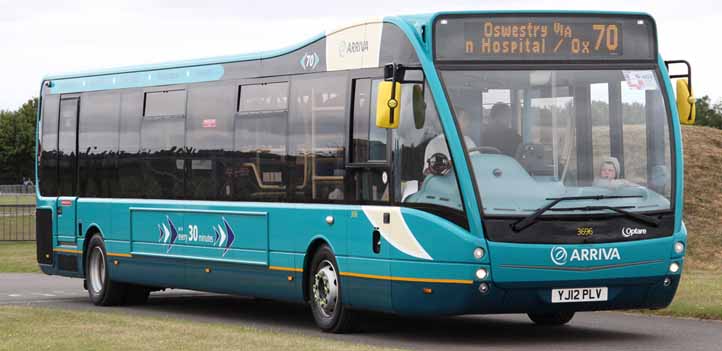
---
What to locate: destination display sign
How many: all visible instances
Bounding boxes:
[434,15,656,61]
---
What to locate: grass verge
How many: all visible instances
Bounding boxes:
[0,241,39,273]
[0,215,35,241]
[0,195,35,205]
[638,269,722,320]
[0,305,397,351]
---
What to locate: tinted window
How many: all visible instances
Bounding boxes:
[39,95,59,196]
[78,92,120,197]
[230,82,289,202]
[188,83,235,151]
[140,116,185,153]
[140,90,186,199]
[58,98,79,195]
[144,90,186,117]
[352,79,387,162]
[288,74,347,201]
[79,93,120,154]
[349,78,390,203]
[239,83,289,112]
[117,91,144,198]
[187,83,235,199]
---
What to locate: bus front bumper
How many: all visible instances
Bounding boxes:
[391,273,680,316]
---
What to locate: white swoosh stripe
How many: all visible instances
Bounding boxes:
[361,206,432,260]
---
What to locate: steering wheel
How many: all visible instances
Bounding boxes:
[467,146,502,154]
[427,153,451,176]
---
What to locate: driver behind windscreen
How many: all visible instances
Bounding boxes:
[422,109,476,175]
[480,102,521,156]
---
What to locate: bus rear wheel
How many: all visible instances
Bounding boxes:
[308,244,356,333]
[86,235,127,306]
[528,311,575,326]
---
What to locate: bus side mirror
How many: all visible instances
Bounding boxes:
[665,60,695,125]
[675,79,696,125]
[375,81,401,129]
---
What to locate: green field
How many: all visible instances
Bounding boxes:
[0,215,35,241]
[0,241,39,273]
[644,270,722,320]
[0,306,397,351]
[0,195,35,205]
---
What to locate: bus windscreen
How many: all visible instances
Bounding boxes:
[434,15,656,61]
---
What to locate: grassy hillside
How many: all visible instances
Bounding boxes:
[681,125,722,270]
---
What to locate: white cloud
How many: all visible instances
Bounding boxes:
[0,0,719,110]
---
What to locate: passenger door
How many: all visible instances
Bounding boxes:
[56,97,79,244]
[344,75,394,311]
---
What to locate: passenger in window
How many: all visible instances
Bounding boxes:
[480,103,521,156]
[598,157,619,180]
[594,156,633,189]
[422,109,476,175]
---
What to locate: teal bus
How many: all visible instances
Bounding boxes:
[36,11,695,332]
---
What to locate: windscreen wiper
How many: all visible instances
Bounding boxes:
[511,195,643,232]
[548,205,660,227]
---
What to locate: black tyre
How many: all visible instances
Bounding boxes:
[528,311,575,326]
[85,234,127,306]
[308,245,356,333]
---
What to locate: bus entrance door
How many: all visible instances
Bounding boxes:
[343,76,393,311]
[56,196,78,244]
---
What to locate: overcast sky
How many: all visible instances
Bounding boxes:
[0,0,718,111]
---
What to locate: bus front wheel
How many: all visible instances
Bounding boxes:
[308,244,356,333]
[527,311,575,326]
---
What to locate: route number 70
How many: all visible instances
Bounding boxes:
[593,24,619,51]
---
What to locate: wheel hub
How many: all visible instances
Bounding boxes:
[312,260,338,317]
[88,246,105,295]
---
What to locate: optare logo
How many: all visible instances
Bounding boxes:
[622,227,647,238]
[550,246,621,266]
[550,246,568,265]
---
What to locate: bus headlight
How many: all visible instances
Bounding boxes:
[473,248,485,259]
[674,242,685,254]
[475,268,488,280]
[669,262,680,273]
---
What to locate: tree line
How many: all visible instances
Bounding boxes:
[694,96,722,129]
[0,98,37,184]
[0,94,720,185]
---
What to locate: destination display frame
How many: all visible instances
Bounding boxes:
[433,13,658,63]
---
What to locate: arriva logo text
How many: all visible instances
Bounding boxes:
[550,246,621,266]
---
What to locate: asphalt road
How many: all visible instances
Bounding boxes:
[1,273,721,351]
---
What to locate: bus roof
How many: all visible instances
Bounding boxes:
[43,10,652,82]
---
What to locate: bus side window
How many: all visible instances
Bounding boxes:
[118,91,144,198]
[187,83,235,200]
[349,78,389,203]
[140,89,187,199]
[78,92,120,198]
[39,94,59,197]
[289,74,347,202]
[234,82,289,202]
